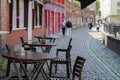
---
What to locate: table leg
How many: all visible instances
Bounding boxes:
[52,39,55,43]
[20,61,46,80]
[49,39,52,42]
[20,62,30,80]
[31,61,45,80]
[43,46,52,53]
[13,61,22,80]
[6,60,11,77]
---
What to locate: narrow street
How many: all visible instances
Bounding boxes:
[0,0,120,80]
[0,26,120,80]
[48,26,120,80]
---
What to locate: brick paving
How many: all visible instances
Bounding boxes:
[0,26,120,80]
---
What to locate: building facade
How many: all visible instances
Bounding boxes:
[80,1,96,26]
[0,0,45,49]
[100,0,120,22]
[0,0,82,50]
[44,0,65,35]
[65,0,81,28]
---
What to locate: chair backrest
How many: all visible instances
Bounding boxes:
[68,38,72,46]
[20,37,26,47]
[6,44,10,52]
[72,56,86,80]
[6,44,14,52]
[66,45,72,59]
[67,38,72,49]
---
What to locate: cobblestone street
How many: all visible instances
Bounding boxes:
[0,26,120,80]
[48,26,120,80]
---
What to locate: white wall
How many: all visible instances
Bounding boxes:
[100,0,120,19]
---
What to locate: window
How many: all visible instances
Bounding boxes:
[117,2,120,7]
[9,0,29,31]
[34,2,43,28]
[117,9,120,15]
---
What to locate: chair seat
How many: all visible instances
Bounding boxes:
[0,76,11,80]
[52,58,68,64]
[24,46,36,52]
[50,77,70,80]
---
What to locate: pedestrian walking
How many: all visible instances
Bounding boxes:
[66,20,72,37]
[61,20,66,36]
[96,24,100,32]
[88,18,93,32]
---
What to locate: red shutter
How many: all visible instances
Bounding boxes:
[58,13,60,32]
[44,10,47,34]
[44,10,47,27]
[57,0,60,3]
[62,13,64,21]
[48,10,50,35]
[51,11,54,34]
[61,0,64,4]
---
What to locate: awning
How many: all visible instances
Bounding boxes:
[77,0,96,10]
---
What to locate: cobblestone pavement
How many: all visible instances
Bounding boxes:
[48,26,120,80]
[0,26,120,80]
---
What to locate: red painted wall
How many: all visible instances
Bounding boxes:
[7,27,44,45]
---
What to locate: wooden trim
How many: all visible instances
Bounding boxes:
[35,4,37,26]
[39,5,42,26]
[24,0,28,28]
[32,9,34,29]
[16,0,19,28]
[9,0,13,32]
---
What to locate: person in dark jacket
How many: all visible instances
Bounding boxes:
[88,18,93,32]
[61,20,66,36]
[66,20,72,37]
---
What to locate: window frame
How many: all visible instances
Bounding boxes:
[117,2,120,7]
[34,2,43,28]
[9,0,29,32]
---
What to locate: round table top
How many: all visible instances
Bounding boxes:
[2,52,56,62]
[35,35,59,39]
[27,42,57,46]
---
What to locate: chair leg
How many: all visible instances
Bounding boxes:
[67,62,70,78]
[49,61,52,77]
[41,68,48,80]
[70,62,72,73]
[69,57,72,73]
[6,60,11,77]
[55,63,57,73]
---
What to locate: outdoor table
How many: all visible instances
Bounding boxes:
[26,42,57,70]
[27,41,57,53]
[2,52,56,80]
[34,35,59,43]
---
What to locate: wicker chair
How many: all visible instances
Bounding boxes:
[49,56,86,80]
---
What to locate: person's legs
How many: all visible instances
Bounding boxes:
[69,28,71,37]
[62,28,64,35]
[62,28,65,36]
[66,28,69,36]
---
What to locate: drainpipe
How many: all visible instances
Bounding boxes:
[0,0,1,30]
[28,0,33,42]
